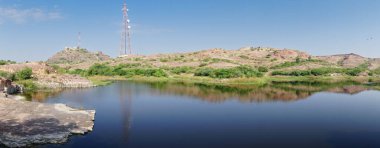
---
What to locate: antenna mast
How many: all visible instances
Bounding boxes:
[77,32,81,49]
[121,0,132,56]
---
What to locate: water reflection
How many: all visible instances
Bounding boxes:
[27,81,380,148]
[141,81,377,103]
[24,81,379,104]
[23,89,64,102]
[119,82,133,142]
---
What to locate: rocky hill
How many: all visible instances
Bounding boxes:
[46,47,110,64]
[0,62,94,88]
[46,46,380,72]
[2,46,376,89]
[48,47,380,69]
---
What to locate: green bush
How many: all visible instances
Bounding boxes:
[213,69,243,78]
[69,69,88,76]
[272,67,366,77]
[149,69,167,77]
[310,68,335,76]
[15,68,33,80]
[271,61,299,69]
[17,80,37,91]
[171,67,192,74]
[258,67,269,72]
[272,70,310,76]
[271,71,287,76]
[0,71,15,81]
[87,64,113,76]
[194,68,214,77]
[345,68,362,76]
[271,59,322,69]
[0,60,16,65]
[194,66,262,79]
[130,69,167,77]
[84,63,168,78]
[234,66,262,77]
[51,65,68,74]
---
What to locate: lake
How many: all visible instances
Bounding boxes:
[24,81,380,148]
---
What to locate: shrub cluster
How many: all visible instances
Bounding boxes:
[271,59,322,69]
[51,65,69,74]
[0,68,32,81]
[15,68,33,80]
[258,67,269,72]
[194,66,263,79]
[170,66,192,74]
[272,67,365,76]
[71,63,168,78]
[0,71,15,80]
[0,60,16,65]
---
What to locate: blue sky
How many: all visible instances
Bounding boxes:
[0,0,379,62]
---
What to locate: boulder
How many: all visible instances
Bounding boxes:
[0,97,95,147]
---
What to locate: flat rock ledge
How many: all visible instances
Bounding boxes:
[0,96,95,147]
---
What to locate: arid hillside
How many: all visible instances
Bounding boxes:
[0,46,379,89]
[0,62,94,88]
[51,46,380,71]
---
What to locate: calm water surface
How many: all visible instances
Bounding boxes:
[25,81,380,148]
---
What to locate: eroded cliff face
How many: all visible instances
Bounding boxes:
[0,96,95,147]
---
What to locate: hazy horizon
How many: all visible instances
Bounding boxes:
[1,0,379,62]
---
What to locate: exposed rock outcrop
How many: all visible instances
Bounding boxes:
[0,62,54,75]
[0,62,95,88]
[35,74,94,88]
[0,97,95,147]
[317,53,368,68]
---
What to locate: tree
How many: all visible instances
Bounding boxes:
[15,68,33,80]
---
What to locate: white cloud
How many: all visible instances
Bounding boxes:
[0,7,62,24]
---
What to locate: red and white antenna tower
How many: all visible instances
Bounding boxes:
[120,0,132,56]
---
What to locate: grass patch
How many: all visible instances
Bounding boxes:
[194,66,263,79]
[75,63,169,78]
[271,59,323,69]
[15,80,38,91]
[272,66,367,76]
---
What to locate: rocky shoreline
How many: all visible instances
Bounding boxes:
[0,95,95,147]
